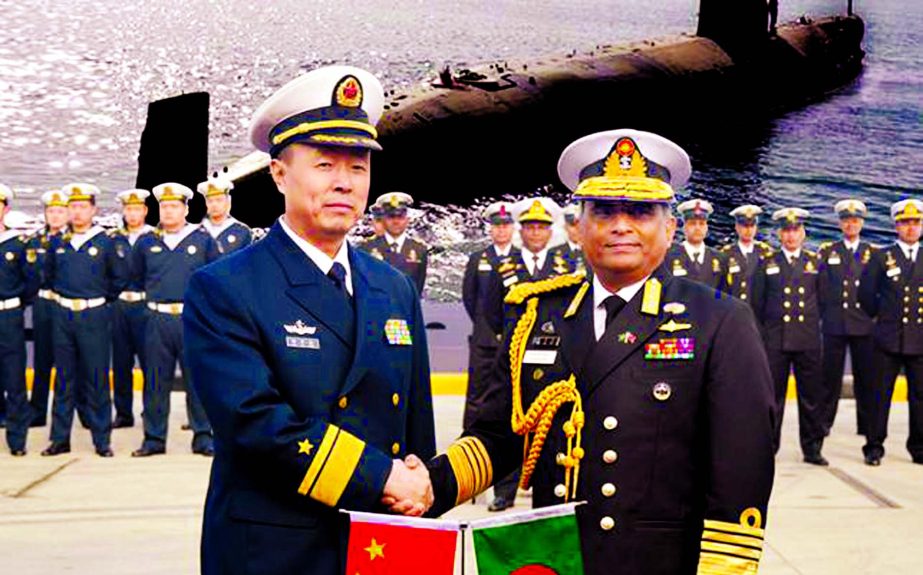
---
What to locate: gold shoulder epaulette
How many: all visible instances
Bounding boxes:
[804,249,817,258]
[817,241,834,253]
[718,244,732,253]
[505,272,586,305]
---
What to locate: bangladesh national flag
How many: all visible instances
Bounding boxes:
[343,511,459,575]
[470,503,585,575]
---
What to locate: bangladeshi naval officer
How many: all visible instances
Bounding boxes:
[196,175,253,255]
[859,199,923,466]
[668,198,727,291]
[421,130,775,575]
[25,189,70,427]
[0,185,38,455]
[109,189,154,429]
[183,66,436,575]
[41,184,125,457]
[131,183,219,457]
[751,208,827,464]
[817,199,876,437]
[361,192,428,295]
[461,202,519,429]
[720,204,772,303]
[549,202,586,274]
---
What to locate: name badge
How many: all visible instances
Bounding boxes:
[478,263,492,272]
[286,336,319,349]
[766,266,780,275]
[728,265,741,274]
[673,268,688,277]
[503,276,519,287]
[827,256,841,265]
[523,349,557,365]
[886,267,901,278]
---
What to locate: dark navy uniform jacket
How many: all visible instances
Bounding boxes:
[548,242,586,275]
[109,227,152,293]
[859,243,923,355]
[133,226,220,302]
[720,241,772,303]
[667,243,728,292]
[361,234,428,294]
[462,245,520,330]
[751,249,822,351]
[47,227,126,300]
[25,228,61,291]
[1,230,38,302]
[817,240,875,336]
[202,218,252,256]
[428,265,775,575]
[183,223,436,575]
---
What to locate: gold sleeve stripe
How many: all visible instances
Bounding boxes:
[697,552,760,575]
[446,436,493,505]
[700,541,762,561]
[297,425,366,507]
[704,519,765,539]
[702,530,764,551]
[298,426,338,496]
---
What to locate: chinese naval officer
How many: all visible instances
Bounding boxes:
[419,130,776,575]
[183,66,436,575]
[859,199,923,466]
[108,189,154,429]
[196,174,253,255]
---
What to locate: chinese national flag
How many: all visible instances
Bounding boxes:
[344,514,458,575]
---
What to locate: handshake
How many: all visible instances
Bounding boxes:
[381,454,433,517]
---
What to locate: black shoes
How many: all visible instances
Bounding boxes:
[488,497,514,512]
[112,416,134,429]
[41,442,71,456]
[912,455,923,465]
[193,444,215,457]
[803,453,829,466]
[864,453,881,466]
[11,448,26,457]
[131,446,166,457]
[96,447,114,458]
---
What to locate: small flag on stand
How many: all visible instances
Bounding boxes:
[343,511,460,575]
[469,503,585,575]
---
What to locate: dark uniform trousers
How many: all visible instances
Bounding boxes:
[667,244,728,292]
[427,266,775,575]
[360,235,428,295]
[184,223,435,575]
[51,305,112,448]
[133,226,219,452]
[752,250,825,455]
[817,241,875,435]
[111,299,146,421]
[460,245,520,430]
[29,296,56,423]
[859,245,923,459]
[1,232,36,447]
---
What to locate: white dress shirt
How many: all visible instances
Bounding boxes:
[280,216,353,295]
[385,232,407,254]
[683,241,705,264]
[898,240,919,263]
[843,238,860,253]
[521,247,549,276]
[593,273,650,341]
[781,247,802,264]
[738,241,755,257]
[493,243,512,258]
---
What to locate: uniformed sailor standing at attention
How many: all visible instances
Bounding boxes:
[816,199,876,438]
[360,191,428,295]
[751,207,828,465]
[720,204,772,303]
[196,174,253,255]
[416,129,776,575]
[0,184,39,455]
[24,189,71,428]
[108,189,155,429]
[859,199,923,467]
[131,183,218,457]
[668,198,727,291]
[41,183,125,458]
[183,65,436,575]
[461,202,519,430]
[549,202,586,274]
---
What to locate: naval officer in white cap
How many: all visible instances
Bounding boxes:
[196,174,253,255]
[183,66,436,575]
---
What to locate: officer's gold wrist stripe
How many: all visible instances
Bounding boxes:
[697,552,760,575]
[446,436,492,506]
[703,518,765,539]
[297,425,365,506]
[700,542,761,561]
[271,120,378,146]
[702,530,763,551]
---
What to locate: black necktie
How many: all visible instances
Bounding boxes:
[603,295,626,330]
[328,262,352,302]
[532,254,540,277]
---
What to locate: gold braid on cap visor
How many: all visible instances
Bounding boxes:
[271,119,378,147]
[573,175,675,202]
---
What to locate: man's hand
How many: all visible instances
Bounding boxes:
[380,454,433,516]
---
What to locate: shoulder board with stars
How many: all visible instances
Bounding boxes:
[817,240,834,252]
[504,271,586,305]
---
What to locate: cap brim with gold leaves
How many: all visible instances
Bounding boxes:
[730,204,763,224]
[771,207,810,228]
[249,65,384,157]
[64,183,101,203]
[116,189,150,206]
[152,183,193,203]
[514,197,560,224]
[375,191,413,216]
[557,129,691,203]
[891,199,923,222]
[196,177,234,198]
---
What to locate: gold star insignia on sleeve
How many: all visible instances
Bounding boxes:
[364,538,385,560]
[298,439,314,455]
